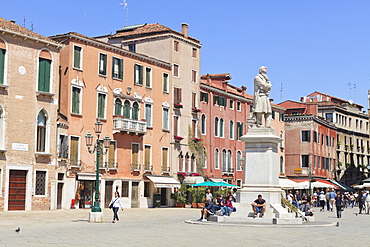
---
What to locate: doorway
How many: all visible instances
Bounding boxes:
[8,170,27,211]
[160,188,167,206]
[104,181,113,208]
[131,182,139,208]
[57,183,63,209]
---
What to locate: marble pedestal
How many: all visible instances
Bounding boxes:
[89,212,103,223]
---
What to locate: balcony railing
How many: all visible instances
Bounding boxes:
[113,117,147,135]
[162,166,170,173]
[105,161,118,170]
[131,163,141,171]
[144,164,153,172]
[222,167,234,174]
[69,159,82,169]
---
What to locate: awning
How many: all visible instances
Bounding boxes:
[329,180,353,191]
[77,173,101,181]
[209,178,224,183]
[279,178,306,189]
[147,175,180,188]
[289,179,338,189]
[183,176,204,185]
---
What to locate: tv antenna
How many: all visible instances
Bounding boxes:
[119,0,129,26]
[280,82,284,102]
[346,82,354,100]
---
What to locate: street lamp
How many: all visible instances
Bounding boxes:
[308,163,314,195]
[85,121,111,213]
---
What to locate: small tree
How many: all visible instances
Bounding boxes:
[188,126,206,175]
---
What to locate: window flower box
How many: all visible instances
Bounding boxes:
[174,136,184,142]
[174,103,183,108]
[177,172,187,177]
[193,138,202,142]
[190,173,199,176]
[192,108,201,113]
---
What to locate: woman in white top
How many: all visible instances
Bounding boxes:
[110,191,124,223]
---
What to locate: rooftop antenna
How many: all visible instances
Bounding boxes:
[31,22,34,32]
[353,83,357,102]
[119,0,129,26]
[346,82,352,100]
[280,82,284,102]
[23,16,26,27]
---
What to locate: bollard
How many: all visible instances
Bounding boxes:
[71,199,76,209]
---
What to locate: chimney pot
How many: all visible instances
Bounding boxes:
[181,23,188,38]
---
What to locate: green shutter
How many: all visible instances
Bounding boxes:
[38,59,45,92]
[146,68,151,87]
[0,49,5,84]
[98,94,105,118]
[72,87,80,114]
[163,74,168,92]
[139,65,143,85]
[103,54,107,75]
[119,59,123,79]
[74,46,81,69]
[38,58,51,92]
[205,93,208,103]
[44,59,51,92]
[272,111,275,119]
[112,57,115,78]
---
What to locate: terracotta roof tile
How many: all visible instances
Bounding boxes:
[0,17,58,44]
[200,73,231,79]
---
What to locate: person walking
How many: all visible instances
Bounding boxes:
[109,191,124,223]
[365,191,370,214]
[358,190,366,214]
[334,191,343,218]
[318,191,326,212]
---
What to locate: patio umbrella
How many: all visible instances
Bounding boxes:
[214,182,239,188]
[190,181,218,187]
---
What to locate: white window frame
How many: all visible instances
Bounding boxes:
[163,73,169,93]
[144,144,152,169]
[236,151,242,171]
[173,63,180,78]
[236,101,241,111]
[57,133,68,159]
[230,99,234,110]
[134,63,143,86]
[112,56,123,80]
[69,135,80,167]
[201,114,206,135]
[145,67,152,88]
[214,148,220,169]
[70,85,83,115]
[37,49,53,93]
[0,105,5,150]
[191,69,197,83]
[98,52,108,76]
[34,169,48,197]
[229,120,234,140]
[145,103,153,127]
[162,107,169,131]
[131,142,140,166]
[96,92,107,119]
[219,118,224,138]
[73,45,83,70]
[35,109,50,154]
[162,147,169,170]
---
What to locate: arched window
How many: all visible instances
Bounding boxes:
[214,148,219,169]
[0,106,4,149]
[191,154,196,172]
[222,149,227,172]
[0,39,6,85]
[201,114,206,134]
[215,117,219,136]
[185,153,190,172]
[38,50,52,92]
[37,111,47,152]
[202,147,207,168]
[227,150,232,172]
[219,118,224,138]
[280,156,284,174]
[236,151,242,170]
[178,154,184,172]
[230,121,234,139]
[132,102,139,120]
[114,98,122,116]
[123,100,131,119]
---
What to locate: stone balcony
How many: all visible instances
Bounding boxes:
[113,117,147,135]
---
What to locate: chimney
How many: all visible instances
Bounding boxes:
[181,23,188,38]
[10,20,16,23]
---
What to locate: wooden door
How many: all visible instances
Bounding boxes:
[131,182,139,208]
[160,188,167,206]
[8,170,27,211]
[104,181,113,208]
[57,183,63,209]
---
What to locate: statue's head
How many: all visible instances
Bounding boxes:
[259,66,268,73]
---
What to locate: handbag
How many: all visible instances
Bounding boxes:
[109,198,118,209]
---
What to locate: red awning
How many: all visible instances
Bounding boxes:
[316,179,339,189]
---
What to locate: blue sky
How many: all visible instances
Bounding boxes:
[3,0,370,109]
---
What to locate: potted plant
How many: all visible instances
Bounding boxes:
[171,184,188,207]
[192,107,201,113]
[174,136,184,142]
[188,187,198,208]
[174,103,183,108]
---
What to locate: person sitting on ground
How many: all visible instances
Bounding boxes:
[251,194,266,218]
[227,191,236,203]
[213,194,222,211]
[198,198,215,222]
[299,201,314,216]
[221,196,234,216]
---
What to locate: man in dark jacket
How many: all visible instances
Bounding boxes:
[198,198,215,222]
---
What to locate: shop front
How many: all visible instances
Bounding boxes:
[147,175,180,207]
[76,173,100,209]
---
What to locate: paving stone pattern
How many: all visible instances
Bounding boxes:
[0,207,369,246]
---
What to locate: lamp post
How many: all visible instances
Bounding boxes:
[85,121,111,213]
[308,163,314,195]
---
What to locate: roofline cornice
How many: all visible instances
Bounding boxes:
[284,115,337,129]
[200,84,252,103]
[52,33,171,69]
[1,28,64,48]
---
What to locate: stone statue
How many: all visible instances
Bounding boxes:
[252,66,272,128]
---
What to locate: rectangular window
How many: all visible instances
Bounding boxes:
[174,87,182,104]
[313,131,317,143]
[121,181,129,197]
[73,45,82,69]
[38,58,51,92]
[174,41,179,52]
[272,111,276,120]
[162,108,169,130]
[301,130,311,142]
[173,64,179,77]
[313,155,316,168]
[58,134,68,159]
[70,136,79,167]
[129,44,136,52]
[230,100,234,109]
[146,67,152,88]
[237,101,241,111]
[108,141,116,168]
[192,92,196,109]
[322,157,325,169]
[301,155,309,168]
[191,70,197,83]
[144,182,150,197]
[317,156,321,169]
[192,48,197,58]
[112,57,123,80]
[0,48,5,84]
[173,116,179,136]
[237,123,243,140]
[145,104,152,127]
[162,147,169,171]
[326,113,333,122]
[144,145,151,170]
[98,53,107,76]
[97,93,106,119]
[163,73,168,93]
[279,112,284,122]
[35,171,46,196]
[131,143,139,165]
[71,86,81,114]
[200,92,209,103]
[134,64,143,85]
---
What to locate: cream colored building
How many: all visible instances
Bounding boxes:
[0,18,62,211]
[96,23,202,186]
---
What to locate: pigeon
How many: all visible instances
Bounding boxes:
[355,213,358,216]
[15,227,20,233]
[336,222,339,227]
